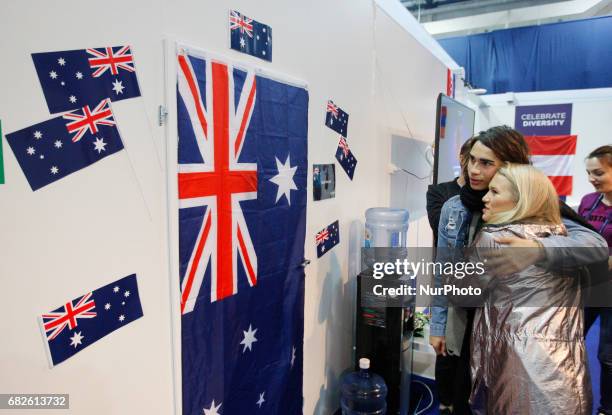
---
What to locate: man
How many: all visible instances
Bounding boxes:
[426,138,472,414]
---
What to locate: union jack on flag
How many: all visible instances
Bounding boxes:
[176,49,308,415]
[338,136,350,157]
[316,229,330,245]
[42,292,96,340]
[63,99,116,142]
[87,46,136,77]
[326,101,339,118]
[229,10,254,37]
[177,51,259,314]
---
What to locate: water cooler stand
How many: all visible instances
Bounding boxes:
[355,271,413,415]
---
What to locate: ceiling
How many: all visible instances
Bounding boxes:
[404,0,569,22]
[402,0,612,37]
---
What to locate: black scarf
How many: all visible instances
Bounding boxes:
[459,182,488,213]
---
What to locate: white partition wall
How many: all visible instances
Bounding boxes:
[0,1,453,413]
[0,2,173,415]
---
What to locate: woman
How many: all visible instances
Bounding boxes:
[579,145,612,415]
[430,126,532,414]
[470,164,591,414]
[430,125,607,414]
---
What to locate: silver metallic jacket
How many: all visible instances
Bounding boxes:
[469,223,592,414]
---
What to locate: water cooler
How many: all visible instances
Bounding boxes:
[355,208,414,415]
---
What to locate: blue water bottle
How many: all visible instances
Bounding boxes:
[340,358,388,415]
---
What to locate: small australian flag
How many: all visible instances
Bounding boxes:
[229,10,272,62]
[335,136,357,180]
[32,45,141,114]
[5,99,124,191]
[40,274,143,366]
[316,220,340,258]
[325,100,349,137]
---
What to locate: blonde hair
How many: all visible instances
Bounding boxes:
[485,163,562,226]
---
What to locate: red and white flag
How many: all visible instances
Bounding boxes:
[446,69,455,98]
[525,135,577,196]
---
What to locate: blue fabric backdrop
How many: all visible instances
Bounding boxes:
[439,16,612,94]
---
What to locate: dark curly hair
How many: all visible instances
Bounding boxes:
[470,125,530,164]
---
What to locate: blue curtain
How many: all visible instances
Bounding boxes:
[439,16,612,94]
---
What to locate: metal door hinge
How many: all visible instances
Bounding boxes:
[158,105,168,126]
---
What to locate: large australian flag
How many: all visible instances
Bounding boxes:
[176,50,307,414]
[32,45,141,114]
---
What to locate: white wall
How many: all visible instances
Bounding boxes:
[0,1,172,414]
[472,88,612,207]
[0,1,451,414]
[373,4,449,249]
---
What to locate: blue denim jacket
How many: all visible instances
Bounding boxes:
[430,195,471,337]
[430,195,609,337]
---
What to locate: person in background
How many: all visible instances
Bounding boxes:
[427,138,473,247]
[425,138,473,415]
[470,164,591,414]
[429,125,608,414]
[579,145,612,415]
